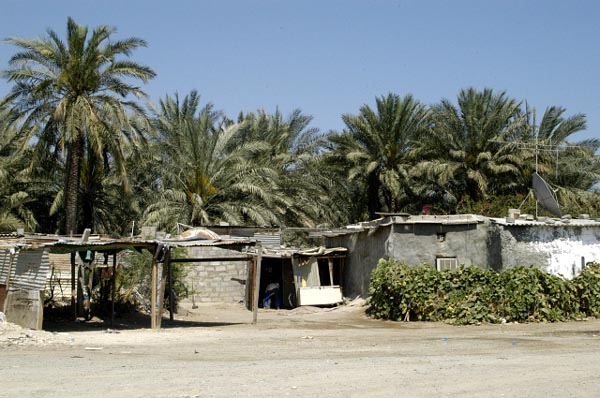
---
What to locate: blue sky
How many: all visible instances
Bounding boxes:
[1,0,599,140]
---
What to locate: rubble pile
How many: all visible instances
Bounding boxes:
[0,312,74,348]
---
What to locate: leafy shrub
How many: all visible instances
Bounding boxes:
[434,266,498,323]
[369,259,591,325]
[573,262,600,317]
[369,258,410,321]
[496,267,579,322]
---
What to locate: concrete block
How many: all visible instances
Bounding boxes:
[4,289,43,330]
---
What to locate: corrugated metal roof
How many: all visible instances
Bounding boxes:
[391,214,485,225]
[0,234,255,254]
[314,214,486,238]
[491,217,600,227]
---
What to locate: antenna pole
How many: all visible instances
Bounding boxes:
[534,110,538,218]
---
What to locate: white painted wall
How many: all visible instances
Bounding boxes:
[500,226,600,279]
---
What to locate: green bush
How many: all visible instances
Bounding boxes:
[368,259,598,325]
[573,262,600,318]
[496,267,579,322]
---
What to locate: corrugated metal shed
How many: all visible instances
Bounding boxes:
[0,248,49,291]
[9,249,49,291]
[0,249,15,285]
[253,233,281,248]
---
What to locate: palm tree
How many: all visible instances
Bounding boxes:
[328,93,430,219]
[0,110,38,231]
[413,88,527,211]
[234,109,331,227]
[525,106,597,188]
[521,106,600,212]
[1,17,155,234]
[143,91,287,230]
[77,148,141,235]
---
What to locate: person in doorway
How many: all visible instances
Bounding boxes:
[263,282,281,309]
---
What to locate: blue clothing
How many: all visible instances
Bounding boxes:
[263,285,281,309]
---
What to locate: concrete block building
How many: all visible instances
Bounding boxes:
[319,214,600,298]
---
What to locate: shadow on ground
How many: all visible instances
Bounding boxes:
[42,305,244,332]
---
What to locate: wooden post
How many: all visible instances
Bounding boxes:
[252,244,263,325]
[328,258,334,286]
[151,257,158,329]
[340,257,345,295]
[157,253,169,329]
[111,253,116,328]
[167,249,174,322]
[245,258,253,311]
[70,252,76,320]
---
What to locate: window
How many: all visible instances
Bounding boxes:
[436,257,458,271]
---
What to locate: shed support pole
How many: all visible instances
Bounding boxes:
[252,244,263,325]
[111,253,116,328]
[167,250,174,322]
[151,257,158,329]
[328,258,334,286]
[71,252,76,320]
[157,255,169,329]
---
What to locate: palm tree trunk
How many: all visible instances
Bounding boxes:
[390,195,397,213]
[367,173,381,219]
[64,134,83,235]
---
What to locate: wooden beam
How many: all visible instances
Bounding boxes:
[252,244,262,325]
[169,256,252,263]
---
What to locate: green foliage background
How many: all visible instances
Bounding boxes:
[118,249,188,312]
[369,259,600,324]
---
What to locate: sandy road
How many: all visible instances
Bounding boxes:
[1,302,600,397]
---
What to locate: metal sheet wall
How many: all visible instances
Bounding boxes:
[7,249,49,291]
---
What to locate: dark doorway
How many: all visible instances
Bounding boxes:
[258,258,296,309]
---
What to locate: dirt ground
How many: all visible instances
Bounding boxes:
[1,300,600,398]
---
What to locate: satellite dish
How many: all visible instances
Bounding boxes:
[532,172,561,217]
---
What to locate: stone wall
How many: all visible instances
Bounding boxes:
[182,247,250,304]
